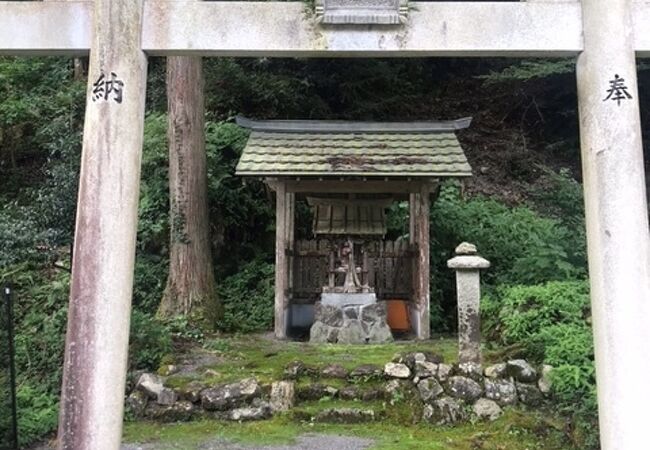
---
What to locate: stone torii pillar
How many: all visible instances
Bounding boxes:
[57,1,148,449]
[577,0,650,448]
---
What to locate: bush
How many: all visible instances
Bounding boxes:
[16,384,59,448]
[484,281,590,349]
[217,259,274,333]
[431,182,586,287]
[483,280,597,449]
[128,310,173,371]
[429,182,587,328]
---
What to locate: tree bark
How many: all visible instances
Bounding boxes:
[158,56,221,325]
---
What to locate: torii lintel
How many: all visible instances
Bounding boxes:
[1,1,650,58]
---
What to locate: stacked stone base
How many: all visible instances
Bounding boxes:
[309,301,393,344]
[126,357,552,425]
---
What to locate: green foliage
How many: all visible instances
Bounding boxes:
[11,269,69,393]
[217,259,275,333]
[483,281,590,348]
[129,311,173,371]
[483,281,597,449]
[431,182,585,285]
[163,315,206,343]
[479,59,576,84]
[138,113,170,253]
[205,122,275,276]
[429,182,586,328]
[15,384,59,448]
[132,254,168,314]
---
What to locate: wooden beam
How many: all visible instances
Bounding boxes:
[286,192,295,302]
[274,182,289,339]
[281,179,433,194]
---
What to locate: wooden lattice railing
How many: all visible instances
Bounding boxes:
[291,239,414,302]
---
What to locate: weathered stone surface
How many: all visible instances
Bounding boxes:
[361,302,387,323]
[338,385,362,400]
[144,400,195,422]
[337,320,367,344]
[507,359,538,383]
[457,362,483,381]
[361,388,384,401]
[136,373,165,400]
[157,387,177,406]
[350,364,382,378]
[321,363,348,379]
[367,322,394,343]
[455,242,477,255]
[343,306,358,320]
[484,378,517,406]
[472,398,503,421]
[229,401,272,421]
[125,390,148,417]
[447,255,491,270]
[395,352,443,368]
[314,302,344,327]
[538,365,553,395]
[437,364,453,383]
[422,397,467,425]
[384,362,411,379]
[399,352,426,369]
[484,363,508,379]
[270,381,295,412]
[417,378,444,403]
[414,361,438,379]
[447,376,483,402]
[125,370,145,395]
[201,378,261,411]
[384,379,404,397]
[516,382,544,406]
[284,361,306,379]
[314,408,375,423]
[297,383,331,401]
[311,300,391,344]
[309,321,339,344]
[175,381,206,404]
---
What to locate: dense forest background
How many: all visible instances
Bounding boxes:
[1,55,649,448]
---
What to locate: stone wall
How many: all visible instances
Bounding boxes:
[126,355,552,425]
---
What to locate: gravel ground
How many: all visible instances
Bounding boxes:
[36,434,374,450]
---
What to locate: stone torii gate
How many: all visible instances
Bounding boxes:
[1,1,649,449]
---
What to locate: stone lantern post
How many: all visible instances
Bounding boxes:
[447,242,490,364]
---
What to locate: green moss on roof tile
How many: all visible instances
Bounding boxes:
[235,119,473,178]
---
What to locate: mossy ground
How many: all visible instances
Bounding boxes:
[165,332,500,387]
[123,409,570,450]
[127,334,575,449]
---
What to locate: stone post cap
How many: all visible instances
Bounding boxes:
[454,242,477,255]
[448,242,490,270]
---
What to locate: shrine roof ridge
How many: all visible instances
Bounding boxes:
[235,116,472,133]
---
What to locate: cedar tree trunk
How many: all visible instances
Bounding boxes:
[158,56,221,324]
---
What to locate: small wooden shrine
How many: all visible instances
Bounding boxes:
[235,116,473,340]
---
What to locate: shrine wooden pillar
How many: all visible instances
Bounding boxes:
[412,184,430,340]
[57,0,148,448]
[286,192,296,299]
[273,181,290,338]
